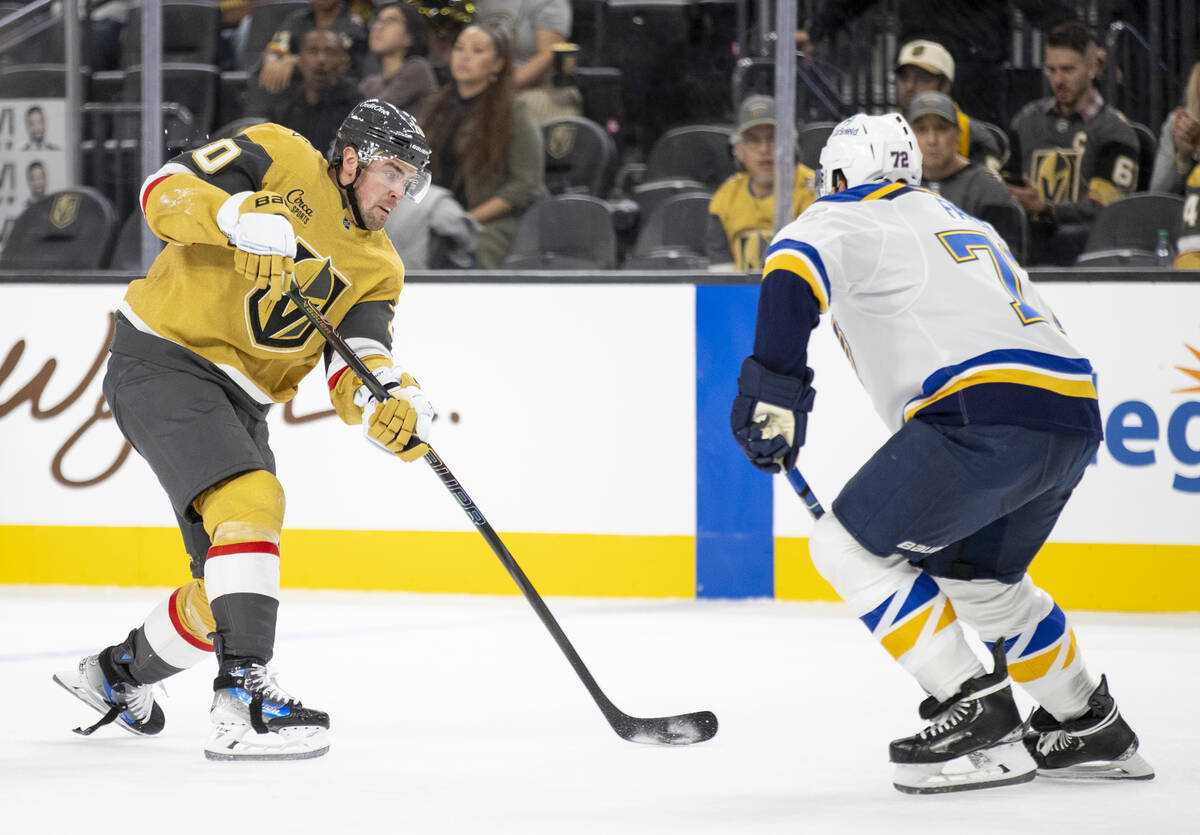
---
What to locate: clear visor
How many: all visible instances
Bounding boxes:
[365,157,432,204]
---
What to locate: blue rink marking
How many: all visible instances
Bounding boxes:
[695,284,774,598]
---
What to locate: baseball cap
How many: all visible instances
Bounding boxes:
[734,95,776,141]
[895,39,955,82]
[906,91,958,125]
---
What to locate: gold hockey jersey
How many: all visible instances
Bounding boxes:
[123,123,404,405]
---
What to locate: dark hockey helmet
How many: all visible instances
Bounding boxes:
[330,99,432,202]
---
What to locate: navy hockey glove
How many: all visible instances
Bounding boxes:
[730,357,815,473]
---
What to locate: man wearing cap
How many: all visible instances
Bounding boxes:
[706,95,818,271]
[908,91,1025,256]
[894,39,1004,173]
[1007,20,1139,266]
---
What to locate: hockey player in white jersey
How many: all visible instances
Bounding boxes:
[730,113,1154,794]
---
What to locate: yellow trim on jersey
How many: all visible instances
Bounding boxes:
[863,181,908,201]
[903,367,1099,422]
[956,105,971,158]
[762,251,829,312]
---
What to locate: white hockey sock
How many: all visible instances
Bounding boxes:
[936,575,1097,720]
[809,515,984,701]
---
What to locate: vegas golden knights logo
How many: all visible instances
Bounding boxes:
[733,231,771,272]
[546,123,575,159]
[49,194,80,229]
[1032,148,1083,204]
[249,238,348,349]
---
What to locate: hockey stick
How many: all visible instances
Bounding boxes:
[785,468,826,519]
[286,287,718,745]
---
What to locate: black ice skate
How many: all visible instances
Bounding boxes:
[53,651,165,736]
[205,660,330,761]
[889,641,1035,794]
[1023,675,1154,780]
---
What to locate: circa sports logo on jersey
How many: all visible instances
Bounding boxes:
[248,238,348,350]
[285,189,314,224]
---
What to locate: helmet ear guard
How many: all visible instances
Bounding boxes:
[817,113,923,195]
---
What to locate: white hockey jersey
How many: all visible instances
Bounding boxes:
[763,180,1100,435]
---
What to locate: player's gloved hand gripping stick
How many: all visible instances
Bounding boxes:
[285,287,718,746]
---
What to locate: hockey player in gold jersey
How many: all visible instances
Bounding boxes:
[54,100,435,761]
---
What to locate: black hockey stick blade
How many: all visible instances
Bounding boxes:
[286,288,719,746]
[612,710,719,746]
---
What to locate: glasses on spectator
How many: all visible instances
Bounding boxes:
[372,14,405,27]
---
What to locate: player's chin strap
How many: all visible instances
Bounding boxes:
[337,164,369,229]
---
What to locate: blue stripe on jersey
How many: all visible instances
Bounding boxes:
[895,573,941,621]
[860,592,896,632]
[765,238,832,300]
[1023,604,1067,656]
[815,181,890,204]
[912,349,1096,402]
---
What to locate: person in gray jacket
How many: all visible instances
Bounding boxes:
[908,92,1024,255]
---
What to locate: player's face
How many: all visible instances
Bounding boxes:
[451,26,504,90]
[353,156,421,230]
[734,125,775,182]
[911,115,959,175]
[369,6,412,56]
[1045,46,1096,112]
[895,65,949,111]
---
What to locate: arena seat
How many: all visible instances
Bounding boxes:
[644,125,735,188]
[503,195,619,270]
[623,192,713,270]
[0,188,118,270]
[1075,193,1184,266]
[542,116,618,197]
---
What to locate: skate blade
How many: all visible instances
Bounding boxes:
[204,724,330,762]
[1037,749,1155,781]
[893,741,1037,795]
[53,670,147,737]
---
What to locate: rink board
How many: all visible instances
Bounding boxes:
[0,280,1197,610]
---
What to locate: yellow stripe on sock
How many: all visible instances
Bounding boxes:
[880,606,932,659]
[934,599,957,632]
[1008,644,1062,683]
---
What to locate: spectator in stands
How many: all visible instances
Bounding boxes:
[1007,20,1139,266]
[706,95,818,272]
[257,0,368,94]
[907,92,1024,251]
[23,106,59,151]
[26,161,47,206]
[1175,161,1200,269]
[1150,61,1200,194]
[264,29,362,156]
[474,0,581,125]
[359,2,438,114]
[421,23,547,268]
[893,39,1003,172]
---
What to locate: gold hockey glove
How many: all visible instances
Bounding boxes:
[356,369,435,462]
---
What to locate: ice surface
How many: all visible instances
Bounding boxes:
[3,586,1196,834]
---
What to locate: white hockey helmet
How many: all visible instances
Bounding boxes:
[818,112,923,195]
